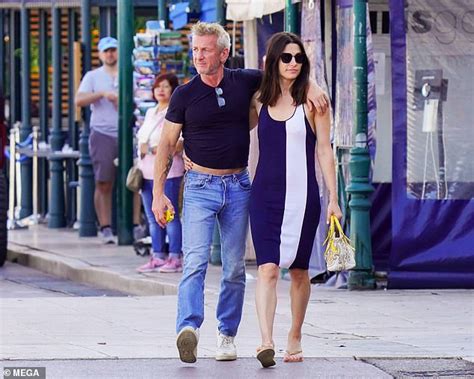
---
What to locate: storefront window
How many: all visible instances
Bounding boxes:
[406,0,474,200]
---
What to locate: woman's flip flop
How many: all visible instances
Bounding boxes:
[256,346,276,368]
[283,350,304,363]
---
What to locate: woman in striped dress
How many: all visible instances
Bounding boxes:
[249,32,342,368]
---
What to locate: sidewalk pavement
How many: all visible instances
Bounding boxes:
[3,225,474,363]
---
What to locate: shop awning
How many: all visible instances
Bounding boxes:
[225,0,285,21]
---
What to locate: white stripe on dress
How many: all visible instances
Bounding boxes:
[279,105,308,268]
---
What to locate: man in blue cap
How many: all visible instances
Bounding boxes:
[76,37,119,244]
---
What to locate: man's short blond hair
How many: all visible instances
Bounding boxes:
[191,22,231,51]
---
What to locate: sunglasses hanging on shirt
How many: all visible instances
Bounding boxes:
[215,87,226,108]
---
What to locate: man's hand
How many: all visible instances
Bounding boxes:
[103,91,118,107]
[326,199,343,224]
[307,82,330,115]
[152,193,174,228]
[182,151,194,171]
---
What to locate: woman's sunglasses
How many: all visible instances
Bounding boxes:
[280,53,306,64]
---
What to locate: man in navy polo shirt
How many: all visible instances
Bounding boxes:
[152,22,328,364]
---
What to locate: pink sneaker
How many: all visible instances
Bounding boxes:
[159,257,183,273]
[136,257,167,273]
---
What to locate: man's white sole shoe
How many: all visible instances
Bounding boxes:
[176,327,198,363]
[215,352,237,361]
[216,331,237,361]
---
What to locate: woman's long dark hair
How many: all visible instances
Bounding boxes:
[258,32,310,107]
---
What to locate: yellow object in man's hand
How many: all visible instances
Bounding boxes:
[164,209,175,223]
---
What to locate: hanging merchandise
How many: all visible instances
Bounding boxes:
[132,27,159,128]
[200,0,218,22]
[132,21,187,129]
[169,2,191,30]
[159,31,185,78]
[134,33,156,47]
[133,46,157,60]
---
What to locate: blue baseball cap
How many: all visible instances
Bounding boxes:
[98,37,118,52]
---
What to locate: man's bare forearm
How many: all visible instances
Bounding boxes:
[75,92,103,107]
[153,142,174,197]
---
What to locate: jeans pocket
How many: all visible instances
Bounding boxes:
[185,178,208,190]
[237,175,252,190]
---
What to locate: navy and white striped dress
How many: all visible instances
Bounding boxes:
[249,104,320,269]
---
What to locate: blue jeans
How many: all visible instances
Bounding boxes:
[141,177,183,256]
[177,170,251,337]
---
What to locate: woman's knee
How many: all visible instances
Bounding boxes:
[290,268,309,283]
[258,263,279,283]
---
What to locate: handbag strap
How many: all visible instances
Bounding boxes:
[144,107,166,144]
[144,122,159,144]
[333,216,352,245]
[323,216,335,246]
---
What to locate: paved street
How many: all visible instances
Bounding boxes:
[0,262,127,298]
[3,357,474,379]
[1,227,474,378]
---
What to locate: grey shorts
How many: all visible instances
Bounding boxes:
[89,129,118,183]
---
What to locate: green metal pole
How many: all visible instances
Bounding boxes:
[0,10,5,100]
[68,9,78,151]
[39,9,49,216]
[284,0,298,33]
[117,0,134,245]
[347,0,375,290]
[0,11,5,138]
[158,0,168,28]
[19,3,32,219]
[78,0,97,237]
[9,10,21,128]
[67,8,78,225]
[48,4,66,228]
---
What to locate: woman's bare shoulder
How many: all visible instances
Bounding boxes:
[252,91,261,103]
[252,91,263,113]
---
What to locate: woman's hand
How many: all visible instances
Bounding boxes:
[326,199,343,224]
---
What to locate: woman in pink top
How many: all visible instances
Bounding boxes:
[136,74,185,273]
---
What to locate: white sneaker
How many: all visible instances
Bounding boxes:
[176,327,199,363]
[216,331,237,361]
[99,227,115,244]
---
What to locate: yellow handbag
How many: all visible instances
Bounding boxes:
[323,215,356,272]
